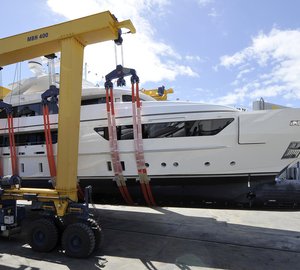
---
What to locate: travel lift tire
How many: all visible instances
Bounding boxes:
[28,218,59,252]
[27,215,101,257]
[62,222,96,258]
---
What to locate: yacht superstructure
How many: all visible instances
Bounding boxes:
[1,74,300,206]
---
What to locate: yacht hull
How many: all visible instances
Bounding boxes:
[20,173,280,207]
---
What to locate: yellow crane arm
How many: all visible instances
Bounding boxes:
[0,86,11,99]
[0,11,135,66]
[0,11,135,216]
[141,87,174,101]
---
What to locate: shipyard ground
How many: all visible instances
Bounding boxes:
[0,204,300,270]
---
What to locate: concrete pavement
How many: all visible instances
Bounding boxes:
[0,204,299,269]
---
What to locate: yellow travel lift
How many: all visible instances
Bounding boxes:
[0,11,135,258]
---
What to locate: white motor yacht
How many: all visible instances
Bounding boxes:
[1,69,300,207]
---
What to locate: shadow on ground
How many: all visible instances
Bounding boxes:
[0,206,299,270]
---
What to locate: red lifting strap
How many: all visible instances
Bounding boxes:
[42,104,84,200]
[131,82,156,206]
[42,104,56,177]
[7,114,18,175]
[106,87,134,205]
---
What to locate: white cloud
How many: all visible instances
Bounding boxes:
[196,0,219,19]
[197,0,214,7]
[208,8,218,17]
[185,55,203,62]
[236,67,254,79]
[217,28,300,106]
[46,0,198,85]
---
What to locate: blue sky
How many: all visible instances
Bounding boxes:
[1,0,300,109]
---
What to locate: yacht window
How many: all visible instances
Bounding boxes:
[16,103,42,117]
[119,125,134,140]
[0,130,58,147]
[94,118,234,140]
[122,94,146,102]
[0,102,58,119]
[122,95,132,102]
[189,118,234,136]
[81,97,107,106]
[94,126,134,140]
[82,95,145,105]
[94,127,109,140]
[282,142,300,159]
[144,118,233,138]
[144,122,185,138]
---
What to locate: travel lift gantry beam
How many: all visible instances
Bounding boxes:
[0,11,135,258]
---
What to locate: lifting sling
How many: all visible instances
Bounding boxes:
[131,77,156,206]
[42,54,58,181]
[0,100,18,176]
[105,65,156,206]
[42,103,56,178]
[41,84,59,182]
[105,81,134,205]
[41,85,85,199]
[7,113,18,175]
[0,68,18,176]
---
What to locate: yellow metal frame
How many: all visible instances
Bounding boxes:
[0,11,135,216]
[141,88,174,101]
[0,86,11,99]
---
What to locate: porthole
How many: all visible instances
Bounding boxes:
[204,162,210,166]
[145,163,149,167]
[230,161,236,166]
[107,161,112,171]
[21,163,25,173]
[39,163,43,173]
[161,162,166,167]
[173,162,179,167]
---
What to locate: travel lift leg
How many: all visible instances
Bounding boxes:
[42,53,85,200]
[105,65,156,206]
[0,12,136,258]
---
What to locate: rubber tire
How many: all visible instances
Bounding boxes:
[28,218,58,252]
[62,222,95,258]
[88,218,102,251]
